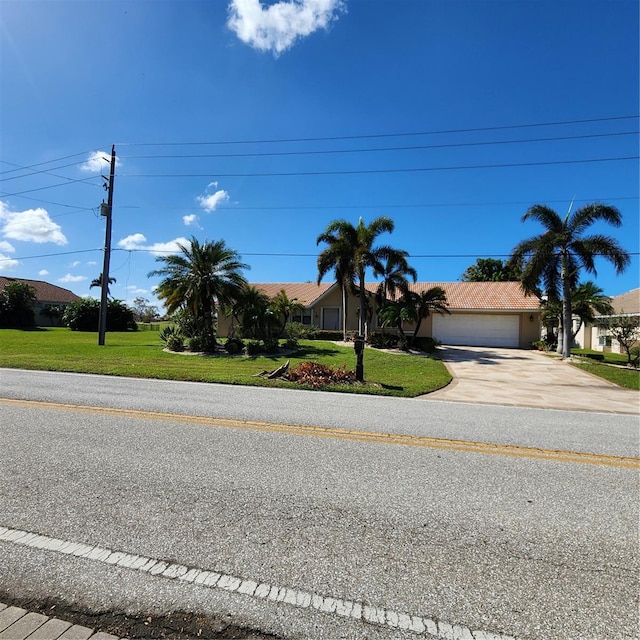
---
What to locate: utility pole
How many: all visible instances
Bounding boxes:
[98,145,116,346]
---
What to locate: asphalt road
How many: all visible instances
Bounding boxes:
[0,369,638,639]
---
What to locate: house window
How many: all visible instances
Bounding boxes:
[598,335,612,347]
[293,314,312,325]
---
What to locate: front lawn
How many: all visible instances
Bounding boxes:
[0,328,451,397]
[569,349,639,391]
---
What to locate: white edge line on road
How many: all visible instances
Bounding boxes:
[0,525,517,640]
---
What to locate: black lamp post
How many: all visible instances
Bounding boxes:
[354,334,365,382]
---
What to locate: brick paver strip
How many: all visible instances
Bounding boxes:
[57,624,94,640]
[0,611,48,639]
[26,618,74,640]
[0,608,27,633]
[90,633,120,640]
[0,607,5,614]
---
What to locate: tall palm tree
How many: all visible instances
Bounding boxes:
[90,273,116,298]
[316,225,355,341]
[148,237,248,347]
[317,217,399,338]
[511,203,630,358]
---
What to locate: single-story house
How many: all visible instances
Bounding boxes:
[218,281,541,349]
[574,288,640,353]
[0,276,81,326]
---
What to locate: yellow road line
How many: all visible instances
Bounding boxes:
[1,397,638,469]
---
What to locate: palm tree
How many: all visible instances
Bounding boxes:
[148,237,248,348]
[406,288,449,347]
[316,225,355,341]
[542,281,613,345]
[511,203,630,358]
[234,285,275,340]
[378,287,448,348]
[374,252,417,304]
[270,289,304,336]
[317,217,399,338]
[90,273,116,298]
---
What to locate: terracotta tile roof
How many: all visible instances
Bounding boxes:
[610,288,640,315]
[399,281,540,311]
[250,283,335,307]
[253,281,539,311]
[0,276,81,304]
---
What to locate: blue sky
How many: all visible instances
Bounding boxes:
[1,0,638,309]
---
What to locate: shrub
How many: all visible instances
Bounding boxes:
[188,335,204,352]
[63,298,136,331]
[584,352,605,361]
[288,362,356,388]
[0,281,36,328]
[284,322,316,340]
[282,338,299,350]
[369,332,400,349]
[159,325,184,352]
[312,330,344,341]
[245,340,263,356]
[166,335,185,352]
[411,337,441,354]
[263,338,280,354]
[531,340,546,351]
[224,338,244,354]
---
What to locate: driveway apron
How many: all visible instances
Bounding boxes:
[426,346,639,415]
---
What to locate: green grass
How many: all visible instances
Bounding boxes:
[0,328,451,398]
[569,348,639,390]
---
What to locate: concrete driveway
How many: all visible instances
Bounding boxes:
[426,346,639,415]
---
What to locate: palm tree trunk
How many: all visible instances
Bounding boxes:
[561,253,572,359]
[342,284,348,342]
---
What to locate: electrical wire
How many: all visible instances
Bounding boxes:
[3,247,638,263]
[119,131,639,161]
[119,155,639,179]
[115,114,639,147]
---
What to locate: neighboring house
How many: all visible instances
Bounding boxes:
[218,281,541,349]
[0,276,81,326]
[575,288,640,353]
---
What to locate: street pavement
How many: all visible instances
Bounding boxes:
[0,368,638,640]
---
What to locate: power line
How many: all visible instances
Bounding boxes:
[0,149,106,177]
[116,114,639,147]
[4,247,638,264]
[119,131,638,161]
[119,155,639,179]
[116,196,639,212]
[0,176,102,198]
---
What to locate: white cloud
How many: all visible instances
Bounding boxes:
[0,253,18,270]
[87,261,97,266]
[197,189,230,212]
[147,238,190,256]
[79,151,122,173]
[0,201,67,245]
[59,274,87,283]
[70,260,81,268]
[183,214,200,227]
[227,0,345,56]
[39,269,49,276]
[0,240,15,253]
[127,286,148,294]
[118,233,148,250]
[117,233,189,256]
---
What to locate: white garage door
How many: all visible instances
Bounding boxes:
[432,314,520,347]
